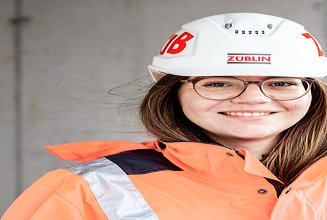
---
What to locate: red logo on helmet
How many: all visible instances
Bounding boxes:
[227,53,271,64]
[160,31,194,55]
[302,32,325,57]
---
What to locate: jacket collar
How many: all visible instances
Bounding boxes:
[46,140,326,185]
[45,140,158,162]
[155,141,282,183]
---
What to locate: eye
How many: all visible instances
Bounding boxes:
[266,80,299,87]
[269,81,296,87]
[202,81,233,88]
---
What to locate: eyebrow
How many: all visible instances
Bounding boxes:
[188,76,280,79]
[230,76,278,80]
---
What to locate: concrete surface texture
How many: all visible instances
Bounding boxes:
[0,0,326,215]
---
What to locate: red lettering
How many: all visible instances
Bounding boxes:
[160,34,178,55]
[236,56,243,61]
[166,32,194,54]
[262,56,270,62]
[302,32,325,57]
[245,56,251,61]
[227,54,271,63]
[227,56,235,61]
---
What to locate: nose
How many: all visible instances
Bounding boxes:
[231,84,271,104]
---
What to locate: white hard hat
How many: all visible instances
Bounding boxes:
[148,13,327,81]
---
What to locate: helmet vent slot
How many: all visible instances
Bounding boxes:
[233,29,267,35]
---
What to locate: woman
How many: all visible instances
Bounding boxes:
[2,13,327,220]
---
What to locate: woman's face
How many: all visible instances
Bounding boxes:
[178,76,312,144]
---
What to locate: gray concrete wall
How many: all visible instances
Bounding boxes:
[1,0,326,215]
[0,0,16,214]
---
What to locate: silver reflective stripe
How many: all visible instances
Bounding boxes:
[68,157,159,220]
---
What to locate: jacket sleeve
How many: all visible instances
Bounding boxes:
[1,169,108,220]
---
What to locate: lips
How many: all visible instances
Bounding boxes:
[220,112,274,117]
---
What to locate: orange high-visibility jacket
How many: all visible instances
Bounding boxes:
[2,140,326,220]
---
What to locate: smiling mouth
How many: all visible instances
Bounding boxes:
[220,112,275,117]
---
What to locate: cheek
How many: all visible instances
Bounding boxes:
[283,93,312,121]
[178,86,223,122]
[179,93,203,115]
[178,86,208,118]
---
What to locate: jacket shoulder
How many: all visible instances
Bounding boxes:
[2,169,107,220]
[271,157,327,220]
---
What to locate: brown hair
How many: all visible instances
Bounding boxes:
[264,78,327,184]
[139,74,327,185]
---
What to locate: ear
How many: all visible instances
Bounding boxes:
[148,68,166,81]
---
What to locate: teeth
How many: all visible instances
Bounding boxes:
[225,112,270,117]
